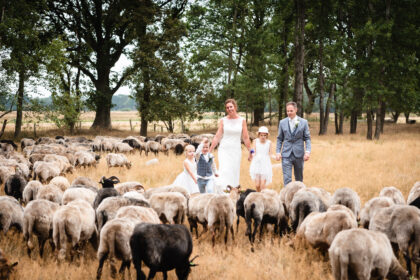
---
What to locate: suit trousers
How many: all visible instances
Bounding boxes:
[197,178,214,193]
[281,153,304,186]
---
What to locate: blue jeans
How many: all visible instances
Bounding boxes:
[197,178,214,193]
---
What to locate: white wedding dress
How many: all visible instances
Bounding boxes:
[172,158,199,194]
[217,116,243,189]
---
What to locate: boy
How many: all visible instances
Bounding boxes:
[195,138,218,193]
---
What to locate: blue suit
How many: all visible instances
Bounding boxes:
[276,116,311,185]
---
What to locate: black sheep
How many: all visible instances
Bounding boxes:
[130,223,196,280]
[93,176,121,209]
[0,140,17,150]
[4,174,27,201]
[122,138,140,149]
[174,144,185,155]
[236,189,256,232]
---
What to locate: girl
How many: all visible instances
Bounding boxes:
[249,126,273,192]
[172,144,200,194]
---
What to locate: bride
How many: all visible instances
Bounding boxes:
[209,98,252,191]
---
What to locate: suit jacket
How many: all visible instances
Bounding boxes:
[276,116,311,158]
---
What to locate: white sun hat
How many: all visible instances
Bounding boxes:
[258,126,269,134]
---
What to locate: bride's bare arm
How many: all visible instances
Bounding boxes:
[242,119,251,151]
[209,119,223,153]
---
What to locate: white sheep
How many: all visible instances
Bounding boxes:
[122,191,146,201]
[22,180,43,203]
[327,204,357,222]
[379,186,406,205]
[279,181,306,216]
[49,176,70,192]
[290,188,327,231]
[0,196,24,233]
[52,199,97,260]
[114,142,134,154]
[329,228,409,280]
[71,176,99,189]
[43,154,74,174]
[74,151,98,168]
[106,153,131,169]
[407,181,420,207]
[36,184,64,205]
[115,181,144,195]
[329,187,361,218]
[144,185,190,200]
[187,193,217,238]
[62,187,97,207]
[149,192,187,224]
[33,161,61,183]
[359,196,394,228]
[23,199,60,257]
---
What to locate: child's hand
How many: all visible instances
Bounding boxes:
[215,173,219,177]
[248,154,252,161]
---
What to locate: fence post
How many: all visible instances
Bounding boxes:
[129,119,133,131]
[33,123,37,138]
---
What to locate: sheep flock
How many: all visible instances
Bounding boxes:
[0,133,418,280]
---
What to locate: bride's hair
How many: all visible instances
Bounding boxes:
[224,98,238,110]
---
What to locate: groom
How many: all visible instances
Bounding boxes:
[275,101,311,186]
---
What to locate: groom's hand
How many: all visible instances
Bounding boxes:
[275,153,282,161]
[304,153,310,161]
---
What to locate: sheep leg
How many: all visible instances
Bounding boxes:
[162,271,168,280]
[236,216,240,233]
[211,227,216,247]
[96,252,108,280]
[245,218,253,243]
[224,223,229,244]
[133,259,146,280]
[38,238,47,258]
[147,269,156,280]
[259,222,264,241]
[403,251,412,276]
[230,226,235,242]
[118,260,130,279]
[252,219,261,244]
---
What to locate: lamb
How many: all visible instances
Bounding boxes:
[52,199,98,260]
[279,181,306,216]
[106,153,131,169]
[114,142,134,154]
[96,196,150,232]
[33,161,61,183]
[145,141,160,156]
[235,189,256,232]
[204,194,236,246]
[93,176,121,209]
[4,173,27,201]
[290,188,327,231]
[130,224,195,280]
[22,180,43,203]
[379,186,406,205]
[23,199,60,257]
[115,181,144,195]
[244,192,287,245]
[297,210,357,250]
[71,176,98,189]
[149,192,187,224]
[369,205,420,276]
[329,187,361,218]
[359,196,394,228]
[49,176,70,192]
[0,249,18,280]
[96,206,160,279]
[187,193,217,238]
[0,196,24,233]
[329,228,409,280]
[62,187,97,207]
[36,184,63,204]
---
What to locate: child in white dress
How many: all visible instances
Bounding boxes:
[249,126,273,192]
[172,145,200,194]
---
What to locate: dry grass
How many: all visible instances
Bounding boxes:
[0,121,419,279]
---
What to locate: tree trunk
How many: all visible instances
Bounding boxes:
[318,42,325,135]
[321,83,335,135]
[140,115,148,136]
[374,104,382,140]
[380,101,386,133]
[404,112,410,124]
[293,0,305,117]
[14,69,25,139]
[91,100,112,129]
[391,111,400,123]
[303,71,314,115]
[90,62,113,129]
[253,105,264,127]
[366,110,373,140]
[0,119,7,138]
[338,111,344,134]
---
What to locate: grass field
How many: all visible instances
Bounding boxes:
[0,119,419,280]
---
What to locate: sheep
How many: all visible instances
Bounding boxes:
[71,176,98,190]
[22,180,43,203]
[114,142,134,154]
[305,187,332,209]
[36,137,54,145]
[96,196,150,232]
[115,181,144,195]
[149,192,187,224]
[106,153,131,169]
[289,188,327,231]
[187,193,217,238]
[0,166,14,186]
[36,184,63,204]
[49,176,70,192]
[43,154,74,174]
[33,161,61,183]
[369,205,420,276]
[0,249,18,280]
[4,173,27,200]
[21,138,35,150]
[244,192,287,245]
[23,199,60,257]
[93,176,121,209]
[130,224,196,280]
[296,210,357,250]
[74,151,99,168]
[204,194,236,246]
[96,206,160,280]
[407,181,420,208]
[379,186,406,205]
[123,191,146,201]
[144,185,190,200]
[329,187,361,218]
[329,228,409,280]
[62,187,97,207]
[122,137,141,150]
[52,199,97,260]
[0,196,24,233]
[327,204,357,222]
[235,189,256,232]
[279,181,306,216]
[359,196,394,228]
[145,141,160,156]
